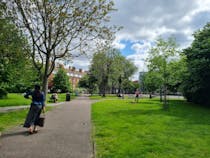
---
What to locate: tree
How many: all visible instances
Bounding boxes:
[5,0,118,97]
[90,48,137,96]
[167,56,187,93]
[78,75,89,89]
[52,68,71,93]
[111,56,137,94]
[147,37,178,109]
[0,6,38,94]
[182,23,210,106]
[90,49,114,96]
[143,71,161,97]
[78,73,97,95]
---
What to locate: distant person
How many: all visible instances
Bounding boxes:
[135,89,140,103]
[51,92,58,103]
[23,85,45,134]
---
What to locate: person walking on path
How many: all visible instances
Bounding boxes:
[23,85,45,134]
[135,89,140,103]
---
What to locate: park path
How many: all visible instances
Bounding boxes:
[0,102,64,113]
[0,96,94,158]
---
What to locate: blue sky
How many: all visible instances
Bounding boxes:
[72,0,210,80]
[119,40,135,56]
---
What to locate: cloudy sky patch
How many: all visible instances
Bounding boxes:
[71,0,210,80]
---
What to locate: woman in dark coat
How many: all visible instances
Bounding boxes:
[24,85,45,134]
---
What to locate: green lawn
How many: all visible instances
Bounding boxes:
[92,98,210,158]
[0,109,28,132]
[0,93,76,107]
[0,93,31,107]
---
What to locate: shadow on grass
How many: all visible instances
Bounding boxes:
[110,100,210,126]
[126,100,159,105]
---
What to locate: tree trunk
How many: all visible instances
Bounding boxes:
[111,82,115,94]
[42,75,48,99]
[163,84,168,110]
[42,55,50,100]
[160,87,163,102]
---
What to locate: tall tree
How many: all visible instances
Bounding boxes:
[90,48,137,96]
[147,37,178,109]
[90,48,115,96]
[112,57,137,94]
[0,5,38,94]
[5,0,118,96]
[182,23,210,106]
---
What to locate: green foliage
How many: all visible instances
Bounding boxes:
[122,79,139,93]
[90,48,137,95]
[78,74,98,94]
[0,87,7,99]
[92,99,210,158]
[143,71,161,93]
[52,68,71,93]
[147,37,179,87]
[182,23,210,106]
[6,0,118,96]
[78,75,89,88]
[167,56,187,93]
[0,14,38,93]
[146,37,180,107]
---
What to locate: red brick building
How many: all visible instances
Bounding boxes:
[48,64,87,91]
[67,66,87,90]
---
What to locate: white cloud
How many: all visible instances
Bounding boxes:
[67,0,210,80]
[112,39,126,50]
[126,41,152,80]
[111,0,210,47]
[108,0,210,81]
[127,53,148,80]
[67,55,91,72]
[131,41,152,54]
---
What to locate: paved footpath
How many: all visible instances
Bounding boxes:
[0,96,94,158]
[0,102,64,113]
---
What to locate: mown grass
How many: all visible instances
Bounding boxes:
[0,93,76,107]
[92,98,210,158]
[0,93,31,107]
[0,107,53,132]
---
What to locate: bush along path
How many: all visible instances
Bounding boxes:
[0,96,93,158]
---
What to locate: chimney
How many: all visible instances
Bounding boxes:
[72,67,75,71]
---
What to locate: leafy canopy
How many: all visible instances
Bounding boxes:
[182,23,210,106]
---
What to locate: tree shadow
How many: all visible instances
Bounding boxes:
[126,100,159,105]
[110,100,210,126]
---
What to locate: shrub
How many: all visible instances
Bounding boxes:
[0,88,8,99]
